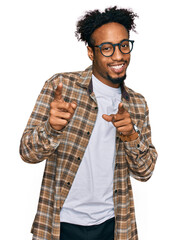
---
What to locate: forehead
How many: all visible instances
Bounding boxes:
[91,22,129,44]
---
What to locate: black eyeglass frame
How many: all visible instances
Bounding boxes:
[94,39,135,57]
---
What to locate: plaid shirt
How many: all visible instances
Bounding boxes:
[20,66,157,240]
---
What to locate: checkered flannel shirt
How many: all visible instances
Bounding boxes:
[20,66,158,240]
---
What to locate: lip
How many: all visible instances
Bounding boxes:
[108,63,126,74]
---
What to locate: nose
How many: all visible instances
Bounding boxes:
[111,46,124,60]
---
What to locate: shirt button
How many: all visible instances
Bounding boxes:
[137,144,140,148]
[115,190,117,194]
[95,107,98,110]
[77,157,81,161]
[87,132,90,135]
[67,182,70,186]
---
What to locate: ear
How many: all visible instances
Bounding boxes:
[87,46,94,61]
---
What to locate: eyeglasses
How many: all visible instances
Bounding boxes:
[94,39,134,57]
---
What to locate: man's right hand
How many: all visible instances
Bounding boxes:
[49,83,77,131]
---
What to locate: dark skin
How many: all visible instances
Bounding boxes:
[88,22,135,136]
[102,103,135,136]
[50,22,135,136]
[87,22,130,88]
[49,82,77,131]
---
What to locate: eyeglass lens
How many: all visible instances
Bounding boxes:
[100,40,133,56]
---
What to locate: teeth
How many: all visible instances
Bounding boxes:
[110,64,124,69]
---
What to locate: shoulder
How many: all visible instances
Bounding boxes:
[125,85,147,104]
[46,70,82,86]
[124,85,149,118]
[44,66,92,89]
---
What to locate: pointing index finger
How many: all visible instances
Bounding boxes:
[54,83,63,101]
[118,102,125,114]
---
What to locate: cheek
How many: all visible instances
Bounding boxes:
[126,55,131,64]
[94,55,108,69]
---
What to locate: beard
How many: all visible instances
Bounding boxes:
[106,73,127,85]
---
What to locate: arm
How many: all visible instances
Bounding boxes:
[20,80,76,164]
[102,101,158,182]
[123,103,157,181]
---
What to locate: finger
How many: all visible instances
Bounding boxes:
[50,110,72,120]
[118,102,125,114]
[102,114,114,122]
[117,123,134,134]
[113,113,125,121]
[53,101,75,114]
[49,117,68,129]
[113,118,132,128]
[54,83,63,101]
[71,101,77,109]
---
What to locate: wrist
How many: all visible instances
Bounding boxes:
[119,125,139,142]
[119,131,139,142]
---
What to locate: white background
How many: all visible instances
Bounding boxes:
[0,0,176,239]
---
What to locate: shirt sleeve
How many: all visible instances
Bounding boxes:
[123,101,158,182]
[19,80,61,164]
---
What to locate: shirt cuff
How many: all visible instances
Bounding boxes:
[44,120,62,137]
[123,135,148,153]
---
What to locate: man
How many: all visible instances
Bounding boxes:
[20,6,158,240]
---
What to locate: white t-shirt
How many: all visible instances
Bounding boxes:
[60,74,122,226]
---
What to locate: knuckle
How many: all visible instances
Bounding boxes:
[127,118,131,124]
[113,115,117,121]
[49,117,55,125]
[63,120,68,126]
[50,101,55,108]
[65,103,70,110]
[128,125,133,131]
[114,122,118,128]
[50,101,59,109]
[67,113,72,119]
[50,108,56,117]
[50,108,54,114]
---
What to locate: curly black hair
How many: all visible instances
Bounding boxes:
[75,6,138,46]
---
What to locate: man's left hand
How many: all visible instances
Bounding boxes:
[102,102,135,136]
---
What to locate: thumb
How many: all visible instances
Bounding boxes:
[118,102,125,114]
[102,114,114,122]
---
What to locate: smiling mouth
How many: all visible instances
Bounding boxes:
[109,63,125,73]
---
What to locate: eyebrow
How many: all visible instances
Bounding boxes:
[95,39,130,46]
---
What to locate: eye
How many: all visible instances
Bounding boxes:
[101,44,113,52]
[102,45,112,51]
[119,40,133,54]
[103,47,111,51]
[121,43,129,48]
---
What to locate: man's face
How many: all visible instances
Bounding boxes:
[87,22,131,88]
